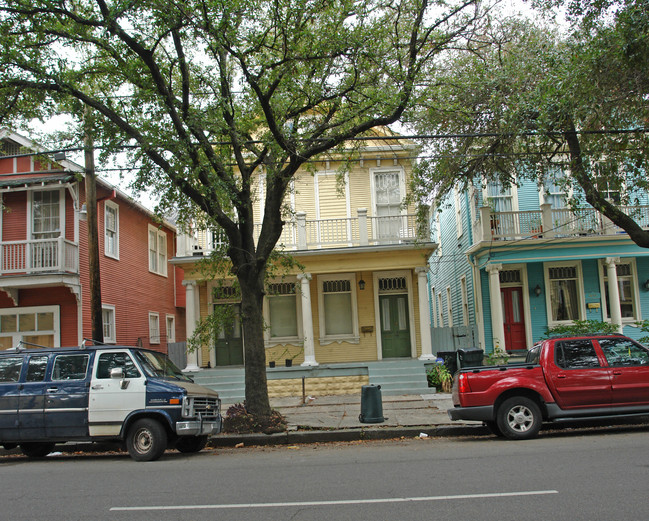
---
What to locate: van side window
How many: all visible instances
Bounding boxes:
[0,357,23,382]
[52,354,89,381]
[555,340,601,369]
[25,356,48,382]
[96,352,140,379]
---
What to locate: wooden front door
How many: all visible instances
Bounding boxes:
[214,304,244,366]
[380,294,411,358]
[501,287,526,352]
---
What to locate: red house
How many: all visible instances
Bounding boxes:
[0,129,185,352]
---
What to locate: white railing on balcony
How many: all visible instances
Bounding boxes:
[1,238,79,275]
[473,204,649,243]
[179,209,427,256]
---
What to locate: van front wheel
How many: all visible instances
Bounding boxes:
[126,418,168,461]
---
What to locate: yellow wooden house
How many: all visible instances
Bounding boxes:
[172,135,437,399]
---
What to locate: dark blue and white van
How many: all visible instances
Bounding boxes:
[0,344,221,461]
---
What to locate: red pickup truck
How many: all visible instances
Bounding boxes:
[448,334,649,439]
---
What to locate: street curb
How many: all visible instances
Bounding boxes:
[208,424,486,447]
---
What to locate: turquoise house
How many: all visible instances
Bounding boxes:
[429,176,649,356]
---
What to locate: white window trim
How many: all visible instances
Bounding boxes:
[28,187,65,239]
[454,188,463,238]
[149,312,160,345]
[543,261,586,326]
[446,286,454,328]
[0,305,61,348]
[481,178,520,213]
[102,304,116,344]
[369,166,407,217]
[598,258,641,323]
[166,314,176,343]
[460,276,469,327]
[317,273,359,345]
[437,292,444,328]
[104,200,119,259]
[263,277,303,346]
[148,224,168,277]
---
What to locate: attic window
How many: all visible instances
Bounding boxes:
[0,140,21,157]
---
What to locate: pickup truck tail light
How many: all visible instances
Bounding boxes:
[458,373,471,394]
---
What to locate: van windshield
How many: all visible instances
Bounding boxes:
[133,351,192,381]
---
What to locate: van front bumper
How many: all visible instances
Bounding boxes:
[176,416,222,436]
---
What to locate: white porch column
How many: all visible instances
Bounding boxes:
[416,267,435,360]
[604,257,623,333]
[298,273,318,366]
[486,263,506,352]
[182,280,202,372]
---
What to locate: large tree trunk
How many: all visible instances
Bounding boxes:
[237,265,272,417]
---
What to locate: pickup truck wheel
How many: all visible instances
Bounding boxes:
[20,442,56,458]
[496,397,542,440]
[175,436,208,454]
[126,418,168,461]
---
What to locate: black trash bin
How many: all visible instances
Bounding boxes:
[436,351,458,376]
[359,384,385,423]
[457,347,484,369]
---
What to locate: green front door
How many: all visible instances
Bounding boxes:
[380,294,411,358]
[214,304,244,366]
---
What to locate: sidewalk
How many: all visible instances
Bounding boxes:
[212,392,485,447]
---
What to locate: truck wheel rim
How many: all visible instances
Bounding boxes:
[134,428,153,453]
[506,405,534,432]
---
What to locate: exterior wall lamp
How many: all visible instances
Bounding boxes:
[643,280,649,291]
[358,278,366,291]
[534,284,542,297]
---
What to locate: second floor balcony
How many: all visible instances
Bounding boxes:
[178,208,429,257]
[1,237,79,276]
[472,203,649,244]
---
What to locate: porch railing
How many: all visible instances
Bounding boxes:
[1,238,79,275]
[179,209,427,256]
[473,204,649,243]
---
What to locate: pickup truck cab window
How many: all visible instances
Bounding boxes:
[599,338,649,367]
[555,340,601,369]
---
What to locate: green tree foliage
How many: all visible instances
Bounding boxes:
[408,1,649,247]
[0,0,486,416]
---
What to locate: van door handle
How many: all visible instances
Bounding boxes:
[46,387,58,393]
[92,385,104,390]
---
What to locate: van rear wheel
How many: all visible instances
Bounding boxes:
[175,436,208,454]
[20,442,55,458]
[126,418,168,461]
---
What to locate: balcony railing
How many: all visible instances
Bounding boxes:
[178,209,427,256]
[472,204,649,243]
[1,238,79,275]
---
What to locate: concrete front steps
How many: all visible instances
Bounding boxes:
[367,359,433,396]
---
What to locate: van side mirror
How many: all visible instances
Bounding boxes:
[110,367,124,379]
